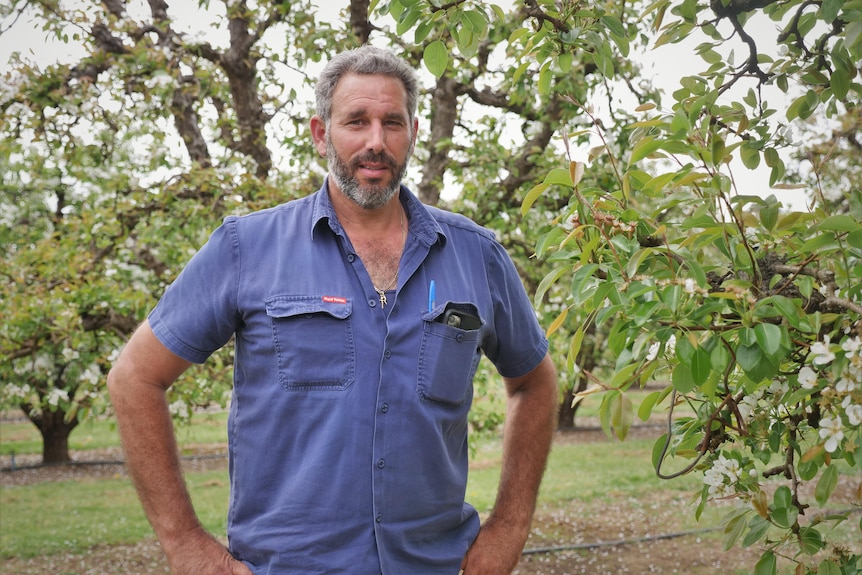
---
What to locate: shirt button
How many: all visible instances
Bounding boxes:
[377,459,385,469]
[456,333,465,342]
[381,403,389,413]
[384,349,391,359]
[347,254,356,262]
[376,514,382,523]
[368,299,377,307]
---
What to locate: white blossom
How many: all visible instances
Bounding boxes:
[80,364,101,386]
[818,417,844,452]
[61,347,80,361]
[703,455,742,497]
[811,336,836,365]
[798,366,818,389]
[842,336,862,357]
[683,278,696,294]
[846,404,862,427]
[768,379,789,396]
[738,393,761,420]
[2,384,32,400]
[836,369,857,393]
[46,388,69,407]
[169,399,190,419]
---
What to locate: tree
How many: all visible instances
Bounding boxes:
[1,0,649,459]
[0,0,327,462]
[493,0,861,572]
[4,1,858,569]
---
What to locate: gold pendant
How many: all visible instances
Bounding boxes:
[377,289,387,308]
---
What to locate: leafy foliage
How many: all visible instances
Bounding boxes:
[2,0,860,569]
[499,0,862,572]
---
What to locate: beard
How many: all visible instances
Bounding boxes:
[326,135,412,210]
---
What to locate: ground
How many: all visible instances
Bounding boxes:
[2,426,856,575]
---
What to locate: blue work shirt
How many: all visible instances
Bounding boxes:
[148,182,549,574]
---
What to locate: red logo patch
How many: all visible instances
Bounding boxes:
[322,295,347,304]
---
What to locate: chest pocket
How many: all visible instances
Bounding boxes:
[417,302,483,407]
[265,295,355,391]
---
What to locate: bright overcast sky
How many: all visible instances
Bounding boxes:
[1,2,812,210]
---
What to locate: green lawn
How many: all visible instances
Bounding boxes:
[0,410,230,457]
[1,412,708,561]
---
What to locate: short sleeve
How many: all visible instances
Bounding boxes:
[148,218,241,364]
[483,239,549,378]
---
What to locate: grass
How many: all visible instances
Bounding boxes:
[0,411,230,457]
[3,406,857,571]
[0,410,694,561]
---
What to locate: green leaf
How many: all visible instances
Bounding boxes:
[753,551,777,575]
[567,326,585,371]
[786,93,808,121]
[817,214,860,232]
[571,263,600,301]
[609,391,633,440]
[538,61,552,95]
[798,231,837,254]
[737,343,776,382]
[423,40,448,78]
[830,67,849,100]
[822,0,841,21]
[600,15,626,37]
[799,526,824,555]
[760,202,778,231]
[414,20,434,44]
[672,362,696,393]
[742,516,770,548]
[630,136,663,163]
[740,143,761,169]
[534,265,569,307]
[638,390,661,421]
[773,485,792,508]
[544,167,574,187]
[817,559,841,575]
[396,8,421,35]
[771,505,798,529]
[723,509,748,550]
[521,182,548,215]
[754,323,782,359]
[461,9,488,36]
[814,464,838,506]
[690,346,711,386]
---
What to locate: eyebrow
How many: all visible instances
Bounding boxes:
[341,109,409,123]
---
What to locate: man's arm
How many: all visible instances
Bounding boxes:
[107,320,251,575]
[461,352,558,575]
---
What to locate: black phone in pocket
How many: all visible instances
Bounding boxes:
[440,308,481,331]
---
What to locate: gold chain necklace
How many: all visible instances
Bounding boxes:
[373,208,404,309]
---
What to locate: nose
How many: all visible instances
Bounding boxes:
[366,120,385,152]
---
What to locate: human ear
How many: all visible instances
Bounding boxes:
[310,115,327,156]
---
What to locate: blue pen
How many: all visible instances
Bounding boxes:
[428,280,435,312]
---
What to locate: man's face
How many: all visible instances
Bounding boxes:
[316,73,417,210]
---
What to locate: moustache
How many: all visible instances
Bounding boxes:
[351,151,397,170]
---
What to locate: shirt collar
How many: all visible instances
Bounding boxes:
[311,178,447,248]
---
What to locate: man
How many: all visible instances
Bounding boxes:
[108,45,557,575]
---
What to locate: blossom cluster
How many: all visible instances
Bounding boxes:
[703,454,743,499]
[803,335,862,452]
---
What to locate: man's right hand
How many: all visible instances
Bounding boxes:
[164,528,254,575]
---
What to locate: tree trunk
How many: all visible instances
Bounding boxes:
[26,407,79,464]
[557,323,599,430]
[558,378,587,430]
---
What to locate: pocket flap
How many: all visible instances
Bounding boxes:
[265,295,352,320]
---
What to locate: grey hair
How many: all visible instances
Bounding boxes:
[314,45,419,125]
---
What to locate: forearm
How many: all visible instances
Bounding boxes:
[109,373,203,547]
[491,354,558,536]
